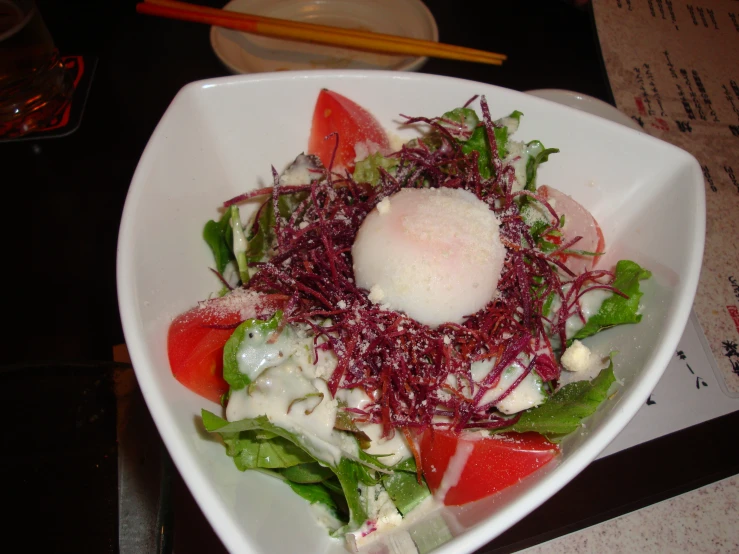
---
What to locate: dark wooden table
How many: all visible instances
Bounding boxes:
[2,1,736,552]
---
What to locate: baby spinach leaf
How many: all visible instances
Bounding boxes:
[493,358,616,441]
[572,260,652,342]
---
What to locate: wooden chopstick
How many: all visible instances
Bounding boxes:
[136,0,506,66]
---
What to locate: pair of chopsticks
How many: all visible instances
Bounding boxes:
[136,0,506,66]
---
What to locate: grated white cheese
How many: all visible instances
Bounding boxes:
[561,340,596,372]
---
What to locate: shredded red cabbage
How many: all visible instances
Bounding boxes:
[229,97,623,434]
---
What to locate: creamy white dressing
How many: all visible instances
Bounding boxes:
[226,362,356,466]
[503,140,528,192]
[565,287,611,338]
[544,285,612,340]
[235,325,295,381]
[230,216,248,256]
[291,335,339,381]
[228,327,413,467]
[503,140,548,192]
[471,359,547,414]
[346,484,403,549]
[310,502,344,533]
[335,387,411,466]
[434,439,474,504]
[221,260,240,289]
[495,115,520,134]
[279,154,321,186]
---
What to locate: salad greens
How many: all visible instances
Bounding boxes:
[571,260,652,343]
[493,356,616,441]
[441,107,524,177]
[525,140,560,191]
[352,152,399,186]
[222,311,284,391]
[203,409,421,535]
[203,209,235,275]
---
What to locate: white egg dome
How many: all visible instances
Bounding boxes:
[352,187,506,327]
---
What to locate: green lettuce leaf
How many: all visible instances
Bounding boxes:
[221,429,315,471]
[441,107,519,178]
[203,410,391,535]
[440,107,479,137]
[461,123,510,178]
[493,358,616,441]
[286,481,345,530]
[381,470,430,516]
[571,260,652,343]
[352,152,399,186]
[391,457,418,473]
[202,210,234,274]
[245,191,309,267]
[280,462,335,483]
[227,206,249,284]
[525,140,559,191]
[221,311,283,390]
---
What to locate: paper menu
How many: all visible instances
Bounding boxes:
[593,0,739,396]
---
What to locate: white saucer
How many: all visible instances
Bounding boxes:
[210,0,439,74]
[525,88,643,132]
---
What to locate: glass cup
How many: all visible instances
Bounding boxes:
[0,0,73,136]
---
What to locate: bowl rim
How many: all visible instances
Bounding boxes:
[117,69,706,554]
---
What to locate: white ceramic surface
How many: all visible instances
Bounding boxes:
[210,0,438,74]
[525,89,644,132]
[117,71,705,554]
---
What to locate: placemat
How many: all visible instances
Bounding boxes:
[593,0,739,396]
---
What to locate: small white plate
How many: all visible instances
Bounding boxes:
[210,0,439,74]
[525,88,643,133]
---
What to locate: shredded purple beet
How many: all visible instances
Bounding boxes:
[230,96,624,434]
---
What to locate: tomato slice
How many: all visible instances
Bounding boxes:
[167,291,285,402]
[420,429,559,506]
[539,185,605,274]
[308,89,390,172]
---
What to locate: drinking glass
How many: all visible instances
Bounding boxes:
[0,0,73,136]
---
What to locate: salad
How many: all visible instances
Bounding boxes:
[167,90,650,550]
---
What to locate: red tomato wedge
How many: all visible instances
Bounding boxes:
[308,89,390,172]
[167,291,286,402]
[420,429,559,506]
[539,185,605,274]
